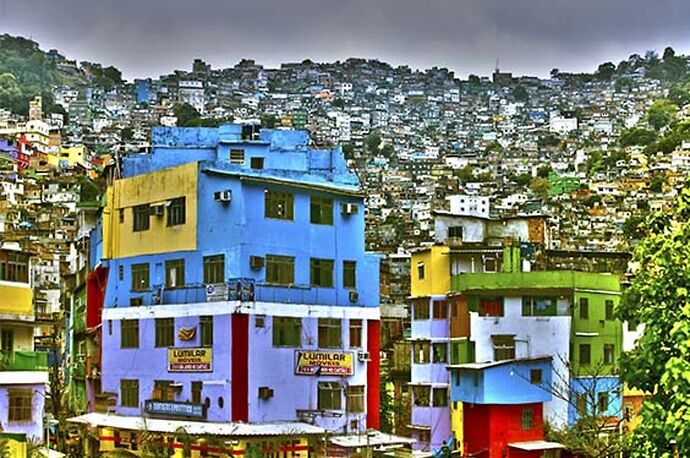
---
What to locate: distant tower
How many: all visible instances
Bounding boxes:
[29,96,42,121]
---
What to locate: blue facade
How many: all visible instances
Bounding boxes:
[450,358,553,405]
[568,376,622,424]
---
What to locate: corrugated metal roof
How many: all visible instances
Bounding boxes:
[68,413,326,437]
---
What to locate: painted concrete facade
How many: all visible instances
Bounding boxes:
[0,372,48,442]
[98,124,381,435]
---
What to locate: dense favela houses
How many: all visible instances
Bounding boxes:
[408,212,624,456]
[68,124,404,456]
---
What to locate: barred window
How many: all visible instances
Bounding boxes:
[349,319,362,348]
[265,190,294,220]
[272,317,301,347]
[155,318,174,347]
[310,196,333,225]
[521,408,534,430]
[131,263,149,291]
[343,261,356,289]
[132,205,150,232]
[318,318,341,348]
[579,344,591,365]
[266,255,294,285]
[165,259,185,288]
[120,379,139,408]
[432,388,448,407]
[346,386,365,413]
[8,389,32,422]
[167,197,186,226]
[121,319,139,348]
[310,258,334,287]
[200,316,213,346]
[203,255,225,284]
[413,341,430,364]
[413,385,430,407]
[605,300,615,320]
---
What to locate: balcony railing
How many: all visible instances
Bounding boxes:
[0,351,49,371]
[130,278,344,307]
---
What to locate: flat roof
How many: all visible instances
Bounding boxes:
[68,413,325,437]
[447,355,552,371]
[508,440,565,451]
[0,371,49,385]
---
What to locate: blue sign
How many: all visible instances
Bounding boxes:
[144,400,206,419]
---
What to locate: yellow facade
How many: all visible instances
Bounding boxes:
[0,433,28,458]
[59,145,88,166]
[103,162,198,259]
[410,245,450,298]
[451,401,463,453]
[0,282,33,317]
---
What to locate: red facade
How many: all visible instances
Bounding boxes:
[86,266,108,329]
[463,403,544,458]
[231,313,249,421]
[366,319,381,430]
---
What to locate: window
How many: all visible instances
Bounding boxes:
[266,255,295,285]
[413,341,430,364]
[413,385,430,407]
[167,197,186,226]
[349,319,362,348]
[119,209,124,223]
[605,300,615,320]
[318,382,341,410]
[1,329,14,352]
[120,379,139,408]
[346,386,365,413]
[479,297,504,317]
[432,343,447,363]
[432,388,448,407]
[229,149,245,164]
[417,262,425,279]
[165,259,185,288]
[576,393,588,415]
[522,297,557,316]
[530,369,542,384]
[433,300,448,319]
[310,196,333,225]
[417,430,431,444]
[192,381,202,404]
[8,389,32,422]
[310,258,334,287]
[0,252,29,283]
[413,300,430,320]
[521,408,534,430]
[598,392,609,413]
[200,316,213,346]
[155,318,174,347]
[579,298,589,319]
[203,255,224,284]
[132,205,150,232]
[484,257,497,272]
[579,344,591,365]
[121,319,139,348]
[265,189,294,220]
[318,318,341,348]
[492,335,515,361]
[603,343,615,365]
[448,226,463,239]
[343,261,356,289]
[153,380,175,401]
[250,157,264,169]
[272,317,301,347]
[131,263,149,291]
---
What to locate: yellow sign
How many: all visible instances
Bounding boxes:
[295,351,353,376]
[168,347,212,372]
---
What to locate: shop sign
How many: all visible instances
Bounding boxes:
[295,350,353,376]
[168,347,212,372]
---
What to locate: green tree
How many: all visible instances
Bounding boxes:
[454,165,474,182]
[646,99,678,131]
[511,173,533,187]
[260,114,278,129]
[530,177,550,196]
[468,74,480,85]
[620,127,657,147]
[173,103,201,127]
[618,184,690,456]
[595,62,616,81]
[366,131,382,153]
[537,165,552,178]
[513,85,528,101]
[341,143,355,160]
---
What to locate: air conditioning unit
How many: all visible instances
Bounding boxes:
[341,203,359,215]
[258,387,274,400]
[349,290,359,302]
[357,351,371,362]
[250,256,264,269]
[150,205,165,216]
[214,190,232,203]
[130,297,143,307]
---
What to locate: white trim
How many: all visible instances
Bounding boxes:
[102,301,380,321]
[574,288,622,296]
[0,279,31,289]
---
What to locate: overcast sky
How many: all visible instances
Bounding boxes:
[2,0,690,81]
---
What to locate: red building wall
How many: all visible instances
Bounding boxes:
[464,403,544,458]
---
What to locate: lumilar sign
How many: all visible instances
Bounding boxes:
[168,347,212,372]
[295,350,354,376]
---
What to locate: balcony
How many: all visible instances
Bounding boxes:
[130,278,351,307]
[0,351,49,371]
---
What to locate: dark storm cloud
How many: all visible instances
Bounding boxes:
[2,0,690,80]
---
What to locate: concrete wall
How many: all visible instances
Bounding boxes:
[0,381,46,442]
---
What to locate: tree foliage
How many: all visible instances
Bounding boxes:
[618,184,690,457]
[645,99,678,131]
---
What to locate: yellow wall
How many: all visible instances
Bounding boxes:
[0,434,28,458]
[451,401,463,453]
[59,145,88,166]
[410,245,450,297]
[104,162,198,259]
[0,282,33,317]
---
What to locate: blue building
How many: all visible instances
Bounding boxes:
[92,125,381,446]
